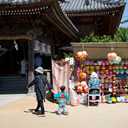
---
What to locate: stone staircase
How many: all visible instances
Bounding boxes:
[0,76,28,94]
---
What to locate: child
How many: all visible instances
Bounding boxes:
[54,86,69,115]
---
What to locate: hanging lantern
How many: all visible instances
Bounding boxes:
[34,40,40,51]
[40,43,46,53]
[47,45,51,55]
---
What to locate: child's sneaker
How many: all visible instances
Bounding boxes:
[56,112,61,115]
[63,112,68,115]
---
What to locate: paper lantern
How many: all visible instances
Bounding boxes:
[47,45,51,55]
[40,43,46,53]
[80,72,86,79]
[80,81,87,88]
[34,40,40,51]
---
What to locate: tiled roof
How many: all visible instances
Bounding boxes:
[59,0,126,12]
[0,0,39,5]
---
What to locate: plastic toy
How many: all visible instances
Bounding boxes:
[111,97,116,103]
[106,97,112,103]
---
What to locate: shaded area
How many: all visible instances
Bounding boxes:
[0,76,28,94]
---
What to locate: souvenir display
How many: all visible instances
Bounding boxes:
[72,55,128,104]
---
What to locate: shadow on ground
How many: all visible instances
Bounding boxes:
[24,109,57,115]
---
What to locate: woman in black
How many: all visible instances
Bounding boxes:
[27,67,52,117]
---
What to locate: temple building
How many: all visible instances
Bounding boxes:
[0,0,126,94]
[60,0,126,37]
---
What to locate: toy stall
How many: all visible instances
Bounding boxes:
[69,42,128,106]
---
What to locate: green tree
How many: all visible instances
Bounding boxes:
[80,27,128,43]
[113,27,128,42]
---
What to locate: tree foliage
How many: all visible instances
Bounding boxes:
[121,19,128,24]
[80,27,128,43]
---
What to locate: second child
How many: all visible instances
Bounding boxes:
[54,86,69,115]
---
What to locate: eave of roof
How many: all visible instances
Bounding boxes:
[0,0,79,38]
[60,0,126,14]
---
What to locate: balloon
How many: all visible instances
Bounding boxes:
[108,59,113,64]
[77,51,82,58]
[107,52,117,61]
[70,67,74,72]
[112,81,116,84]
[80,81,87,88]
[82,51,88,57]
[77,86,83,93]
[80,55,84,60]
[107,53,112,60]
[80,72,86,79]
[111,53,117,60]
[75,81,80,88]
[83,87,88,92]
[77,67,80,73]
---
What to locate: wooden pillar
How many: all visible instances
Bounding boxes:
[28,40,34,93]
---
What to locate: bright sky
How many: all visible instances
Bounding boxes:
[120,0,128,28]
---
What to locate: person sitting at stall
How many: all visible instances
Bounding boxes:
[87,72,101,94]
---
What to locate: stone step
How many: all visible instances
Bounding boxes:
[0,76,28,94]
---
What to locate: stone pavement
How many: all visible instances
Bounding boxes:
[0,94,27,106]
[0,95,128,128]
